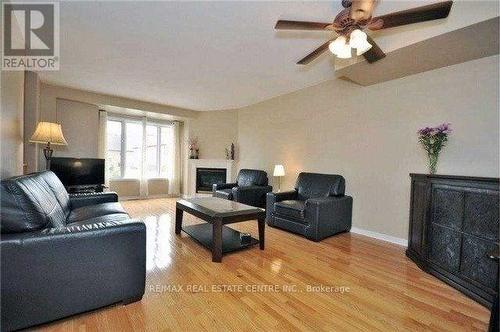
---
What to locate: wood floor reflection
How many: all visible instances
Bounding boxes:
[37,198,489,331]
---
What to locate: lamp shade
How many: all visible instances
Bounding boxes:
[30,122,68,145]
[273,164,285,177]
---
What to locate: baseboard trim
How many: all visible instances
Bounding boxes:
[351,227,408,247]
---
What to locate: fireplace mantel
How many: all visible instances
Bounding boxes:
[185,159,235,197]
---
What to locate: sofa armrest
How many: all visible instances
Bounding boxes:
[232,185,272,208]
[0,220,146,331]
[69,191,119,209]
[305,196,353,241]
[266,190,297,222]
[212,182,238,193]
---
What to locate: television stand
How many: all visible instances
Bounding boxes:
[67,184,106,194]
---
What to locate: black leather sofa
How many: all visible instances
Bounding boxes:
[0,171,146,331]
[266,172,353,241]
[212,169,272,208]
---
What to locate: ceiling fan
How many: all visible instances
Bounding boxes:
[275,0,453,65]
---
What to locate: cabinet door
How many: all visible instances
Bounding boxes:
[460,189,499,291]
[428,223,461,273]
[431,186,464,230]
[428,185,464,273]
[463,191,499,241]
[461,235,498,290]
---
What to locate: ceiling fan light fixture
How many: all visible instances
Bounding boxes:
[329,36,351,58]
[356,40,372,55]
[348,29,366,48]
[336,46,352,59]
[349,29,372,56]
[356,41,372,56]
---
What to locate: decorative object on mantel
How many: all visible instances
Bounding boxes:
[30,122,68,170]
[417,123,452,174]
[273,164,285,192]
[225,143,235,160]
[188,137,199,159]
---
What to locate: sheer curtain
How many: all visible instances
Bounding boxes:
[139,117,149,197]
[97,110,109,186]
[168,121,181,195]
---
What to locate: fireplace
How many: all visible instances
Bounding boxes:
[196,168,227,193]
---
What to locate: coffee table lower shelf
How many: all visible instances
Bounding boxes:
[182,224,259,254]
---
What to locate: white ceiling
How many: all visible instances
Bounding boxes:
[38,1,499,111]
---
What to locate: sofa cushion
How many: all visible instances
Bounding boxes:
[236,169,268,187]
[214,188,233,200]
[67,213,131,227]
[295,172,345,201]
[68,202,128,223]
[1,172,67,233]
[274,200,306,222]
[39,171,71,217]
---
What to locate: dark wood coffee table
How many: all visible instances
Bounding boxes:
[175,197,266,262]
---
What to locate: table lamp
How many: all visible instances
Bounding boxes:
[30,122,68,170]
[273,164,285,192]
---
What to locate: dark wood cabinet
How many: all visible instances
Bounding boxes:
[407,174,499,308]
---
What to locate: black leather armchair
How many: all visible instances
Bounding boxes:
[0,171,146,331]
[213,169,272,208]
[266,172,352,241]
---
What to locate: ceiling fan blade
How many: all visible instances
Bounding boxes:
[297,40,333,65]
[368,1,453,30]
[363,36,386,63]
[275,20,333,30]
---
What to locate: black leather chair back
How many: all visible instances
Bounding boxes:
[236,169,268,187]
[1,171,70,233]
[294,172,345,201]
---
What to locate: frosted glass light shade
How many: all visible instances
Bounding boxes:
[329,36,351,59]
[355,41,372,55]
[30,122,68,145]
[349,29,372,55]
[336,45,352,59]
[273,164,285,177]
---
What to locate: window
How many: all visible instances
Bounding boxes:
[106,120,122,179]
[125,122,143,178]
[106,117,174,179]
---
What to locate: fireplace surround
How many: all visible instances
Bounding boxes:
[186,159,235,197]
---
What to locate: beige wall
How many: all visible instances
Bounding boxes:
[237,55,500,240]
[23,71,40,173]
[39,83,197,123]
[1,72,25,179]
[186,109,238,160]
[54,99,99,158]
[181,110,238,194]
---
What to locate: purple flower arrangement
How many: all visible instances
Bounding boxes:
[417,123,452,174]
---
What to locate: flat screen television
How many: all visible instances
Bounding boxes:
[50,157,105,187]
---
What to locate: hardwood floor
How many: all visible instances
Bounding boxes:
[37,198,489,331]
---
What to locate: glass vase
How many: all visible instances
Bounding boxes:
[428,153,439,174]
